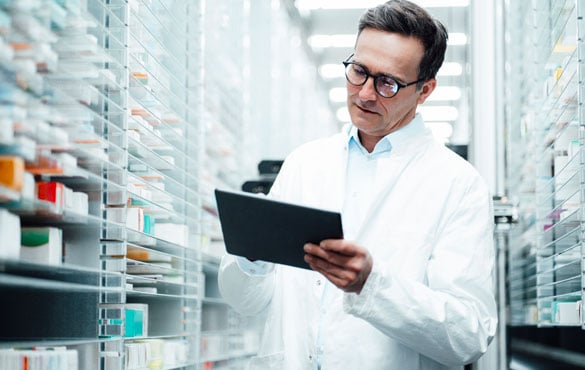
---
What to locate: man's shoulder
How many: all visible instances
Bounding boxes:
[424,142,488,189]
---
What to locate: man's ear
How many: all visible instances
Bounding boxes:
[417,78,437,104]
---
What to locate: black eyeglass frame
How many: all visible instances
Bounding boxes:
[342,54,425,98]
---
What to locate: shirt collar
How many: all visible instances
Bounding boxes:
[346,113,426,154]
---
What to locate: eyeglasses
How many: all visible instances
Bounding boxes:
[342,54,424,98]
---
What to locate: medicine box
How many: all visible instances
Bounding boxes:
[0,155,24,191]
[154,223,188,247]
[37,181,65,210]
[125,303,149,338]
[20,227,63,265]
[0,209,21,260]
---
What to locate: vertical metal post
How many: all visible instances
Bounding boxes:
[576,0,585,331]
[471,0,497,193]
[494,218,511,370]
[473,198,516,370]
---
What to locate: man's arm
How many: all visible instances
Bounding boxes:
[218,254,276,316]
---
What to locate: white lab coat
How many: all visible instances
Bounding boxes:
[219,117,497,370]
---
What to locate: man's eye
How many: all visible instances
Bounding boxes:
[379,77,397,87]
[353,65,367,75]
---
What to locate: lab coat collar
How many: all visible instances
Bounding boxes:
[345,113,428,154]
[388,113,426,148]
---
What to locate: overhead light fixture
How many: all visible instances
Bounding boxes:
[309,32,465,49]
[320,63,345,79]
[329,87,346,103]
[415,0,469,7]
[296,0,384,10]
[426,86,461,101]
[308,34,355,48]
[438,62,463,76]
[296,0,469,10]
[418,106,458,121]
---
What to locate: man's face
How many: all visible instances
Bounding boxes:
[346,28,436,142]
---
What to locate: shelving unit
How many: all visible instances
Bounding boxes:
[197,1,337,368]
[504,0,538,328]
[0,0,337,369]
[505,0,584,330]
[0,0,202,368]
[484,2,585,366]
[198,2,261,368]
[0,2,121,366]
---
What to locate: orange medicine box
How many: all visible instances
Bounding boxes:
[0,156,24,191]
[36,181,65,209]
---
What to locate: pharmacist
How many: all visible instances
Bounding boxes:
[219,1,497,369]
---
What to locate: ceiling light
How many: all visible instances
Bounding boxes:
[447,33,467,46]
[336,107,351,122]
[308,34,356,48]
[296,0,386,10]
[426,86,461,101]
[309,31,466,50]
[438,62,463,76]
[415,0,469,7]
[329,87,346,103]
[296,0,469,10]
[418,106,458,121]
[320,63,345,79]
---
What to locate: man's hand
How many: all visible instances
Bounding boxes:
[303,239,373,294]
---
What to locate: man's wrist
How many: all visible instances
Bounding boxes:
[235,256,275,275]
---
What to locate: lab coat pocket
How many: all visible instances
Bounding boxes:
[247,351,285,370]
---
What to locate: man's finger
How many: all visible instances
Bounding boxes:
[304,244,351,268]
[304,254,354,281]
[320,239,360,256]
[310,262,359,292]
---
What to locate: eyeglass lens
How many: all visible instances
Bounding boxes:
[345,63,400,98]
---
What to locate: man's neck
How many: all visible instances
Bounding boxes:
[358,131,381,153]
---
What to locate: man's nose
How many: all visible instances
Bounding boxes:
[358,77,378,101]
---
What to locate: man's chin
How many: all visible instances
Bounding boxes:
[350,115,378,129]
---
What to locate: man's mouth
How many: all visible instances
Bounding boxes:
[356,104,378,115]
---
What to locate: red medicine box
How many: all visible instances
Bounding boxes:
[36,182,65,210]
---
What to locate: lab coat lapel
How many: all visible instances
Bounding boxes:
[352,146,416,241]
[304,134,348,213]
[331,138,349,212]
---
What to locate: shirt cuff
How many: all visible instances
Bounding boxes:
[235,256,275,276]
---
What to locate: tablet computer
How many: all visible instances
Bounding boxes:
[214,189,344,270]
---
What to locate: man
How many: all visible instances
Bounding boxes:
[219,1,497,369]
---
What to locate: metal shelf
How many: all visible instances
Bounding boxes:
[506,0,584,329]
